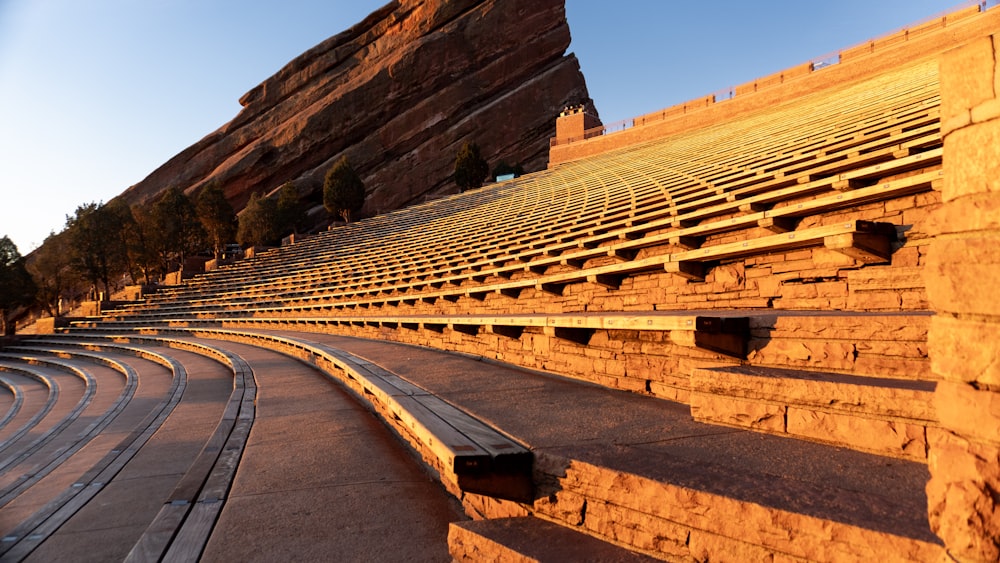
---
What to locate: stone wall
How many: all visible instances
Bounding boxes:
[925,32,1000,562]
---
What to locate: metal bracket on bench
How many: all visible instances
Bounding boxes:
[449,324,480,336]
[536,282,566,296]
[757,216,799,233]
[587,274,625,290]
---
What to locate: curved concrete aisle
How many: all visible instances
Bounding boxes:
[0,369,54,447]
[0,360,103,503]
[194,339,465,563]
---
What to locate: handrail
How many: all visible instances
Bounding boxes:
[552,0,987,148]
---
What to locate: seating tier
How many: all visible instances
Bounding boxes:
[43,56,956,561]
[101,61,941,326]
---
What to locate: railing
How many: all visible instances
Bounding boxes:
[709,87,735,103]
[585,117,633,140]
[810,51,840,71]
[553,0,988,148]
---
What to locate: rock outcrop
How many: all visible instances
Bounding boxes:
[119,0,594,219]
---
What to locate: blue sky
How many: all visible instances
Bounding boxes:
[0,0,966,253]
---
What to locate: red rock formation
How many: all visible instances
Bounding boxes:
[119,0,594,219]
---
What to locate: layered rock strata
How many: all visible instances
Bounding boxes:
[120,0,593,217]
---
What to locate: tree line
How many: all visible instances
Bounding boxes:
[0,156,370,333]
[2,144,522,334]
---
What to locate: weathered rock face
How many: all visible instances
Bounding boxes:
[119,0,594,219]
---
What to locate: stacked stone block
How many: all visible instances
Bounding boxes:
[925,33,1000,561]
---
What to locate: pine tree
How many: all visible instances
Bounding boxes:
[65,201,129,295]
[196,182,237,259]
[27,231,70,317]
[323,157,366,223]
[454,141,489,191]
[276,182,306,236]
[150,187,206,272]
[237,192,279,248]
[0,236,37,335]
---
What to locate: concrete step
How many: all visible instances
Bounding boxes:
[690,365,937,460]
[449,517,659,562]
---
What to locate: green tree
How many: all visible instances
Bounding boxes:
[151,187,205,272]
[27,231,70,317]
[126,205,160,284]
[276,182,306,236]
[492,160,525,181]
[66,201,128,296]
[237,192,279,248]
[454,141,489,191]
[196,182,236,259]
[104,198,140,284]
[323,157,365,223]
[0,236,37,335]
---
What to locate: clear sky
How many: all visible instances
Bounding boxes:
[0,0,967,253]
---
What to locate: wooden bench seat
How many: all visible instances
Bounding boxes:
[141,131,936,308]
[101,204,910,329]
[127,164,920,313]
[196,136,938,305]
[125,160,931,314]
[214,216,899,313]
[666,219,897,280]
[76,310,755,358]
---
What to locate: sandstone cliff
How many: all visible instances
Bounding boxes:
[119,0,594,218]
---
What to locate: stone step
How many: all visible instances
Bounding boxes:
[745,311,933,380]
[448,517,658,562]
[690,365,937,460]
[530,446,943,562]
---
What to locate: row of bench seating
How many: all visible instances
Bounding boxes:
[0,336,256,560]
[51,55,955,560]
[104,61,941,324]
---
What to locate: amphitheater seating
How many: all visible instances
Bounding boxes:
[101,60,941,326]
[10,49,964,559]
[0,338,250,560]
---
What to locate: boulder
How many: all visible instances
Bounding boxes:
[119,0,594,220]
